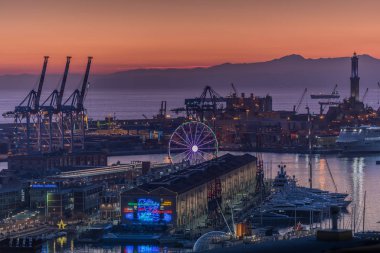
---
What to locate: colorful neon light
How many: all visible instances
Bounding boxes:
[124,198,173,223]
[162,201,172,206]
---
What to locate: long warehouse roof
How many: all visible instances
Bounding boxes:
[123,153,256,195]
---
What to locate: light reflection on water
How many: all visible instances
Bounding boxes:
[3,151,380,252]
[42,237,188,253]
[109,152,380,231]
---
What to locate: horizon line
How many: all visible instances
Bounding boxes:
[0,53,377,76]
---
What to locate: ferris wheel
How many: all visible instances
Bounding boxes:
[168,121,218,165]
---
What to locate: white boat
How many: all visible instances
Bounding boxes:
[337,126,380,153]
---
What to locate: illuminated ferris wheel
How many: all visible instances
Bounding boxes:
[168,121,218,165]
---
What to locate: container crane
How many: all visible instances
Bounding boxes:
[11,56,49,153]
[42,56,71,112]
[41,56,71,151]
[293,88,307,113]
[197,86,225,123]
[15,56,49,114]
[63,57,93,151]
[64,57,93,112]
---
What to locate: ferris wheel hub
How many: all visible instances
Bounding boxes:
[192,145,199,152]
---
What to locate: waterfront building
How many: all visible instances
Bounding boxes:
[0,186,23,218]
[73,184,103,215]
[7,151,107,178]
[49,163,142,190]
[28,180,103,218]
[100,191,120,220]
[120,153,257,228]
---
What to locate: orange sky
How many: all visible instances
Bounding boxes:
[2,0,380,74]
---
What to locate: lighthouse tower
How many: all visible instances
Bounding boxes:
[350,52,360,101]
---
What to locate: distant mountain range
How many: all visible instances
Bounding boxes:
[2,54,380,97]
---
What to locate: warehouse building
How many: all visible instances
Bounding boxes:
[120,153,257,228]
[28,180,103,218]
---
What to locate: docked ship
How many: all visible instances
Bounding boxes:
[336,125,380,153]
[310,93,340,99]
[250,163,351,227]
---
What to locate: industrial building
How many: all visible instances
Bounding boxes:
[0,186,24,219]
[28,180,103,218]
[48,163,142,188]
[73,184,104,215]
[7,151,107,178]
[120,153,257,228]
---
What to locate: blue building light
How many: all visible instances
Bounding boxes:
[31,184,57,189]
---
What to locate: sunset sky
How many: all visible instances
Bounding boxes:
[1,0,380,74]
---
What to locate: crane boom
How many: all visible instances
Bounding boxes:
[362,87,369,102]
[77,57,93,110]
[57,56,71,110]
[294,88,307,113]
[35,56,49,110]
[231,83,238,96]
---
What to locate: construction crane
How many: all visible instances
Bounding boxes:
[293,88,307,113]
[362,87,369,102]
[231,83,238,96]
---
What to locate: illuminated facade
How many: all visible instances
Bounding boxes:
[121,153,256,228]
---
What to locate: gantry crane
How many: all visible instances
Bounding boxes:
[40,56,71,151]
[9,56,49,153]
[62,57,93,151]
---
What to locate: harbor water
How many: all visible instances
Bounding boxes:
[22,151,379,252]
[0,152,379,252]
[1,86,379,124]
[109,152,380,232]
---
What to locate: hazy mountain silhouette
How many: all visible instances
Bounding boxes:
[92,54,380,97]
[2,54,380,98]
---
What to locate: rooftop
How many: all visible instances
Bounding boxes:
[51,164,137,179]
[124,153,256,195]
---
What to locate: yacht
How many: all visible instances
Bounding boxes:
[336,126,380,153]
